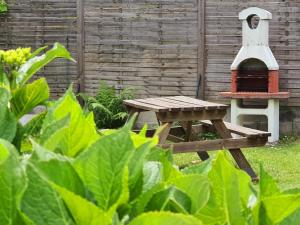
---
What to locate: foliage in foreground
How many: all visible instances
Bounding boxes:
[0,43,74,147]
[1,89,300,225]
[81,81,134,129]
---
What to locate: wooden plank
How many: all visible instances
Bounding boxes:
[134,98,185,112]
[123,99,168,112]
[152,97,203,110]
[168,96,228,109]
[133,125,194,138]
[160,137,267,153]
[180,121,210,160]
[167,134,185,143]
[157,109,227,122]
[201,120,271,137]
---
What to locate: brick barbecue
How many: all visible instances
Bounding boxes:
[221,7,289,99]
[220,7,289,142]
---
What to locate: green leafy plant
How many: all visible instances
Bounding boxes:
[0,43,74,146]
[0,89,300,224]
[81,81,134,129]
[198,131,219,140]
[0,0,7,13]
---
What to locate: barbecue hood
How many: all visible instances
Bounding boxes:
[231,7,279,70]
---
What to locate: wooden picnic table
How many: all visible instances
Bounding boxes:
[123,96,270,181]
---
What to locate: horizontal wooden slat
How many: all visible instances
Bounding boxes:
[200,120,271,137]
[160,137,268,153]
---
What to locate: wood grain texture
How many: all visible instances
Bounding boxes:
[0,0,78,98]
[83,0,199,98]
[1,0,299,108]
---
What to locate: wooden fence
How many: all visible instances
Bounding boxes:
[1,0,299,107]
[0,0,78,98]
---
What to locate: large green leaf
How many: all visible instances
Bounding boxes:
[146,186,192,214]
[21,163,75,225]
[0,2,7,13]
[181,159,212,175]
[30,142,86,197]
[168,174,210,214]
[16,42,75,86]
[53,185,112,225]
[11,78,49,119]
[259,165,280,199]
[22,111,46,139]
[197,152,250,225]
[252,168,300,225]
[0,88,17,142]
[128,212,202,225]
[279,208,300,225]
[258,194,300,224]
[41,88,98,157]
[128,142,153,201]
[0,65,10,91]
[130,161,165,217]
[39,115,70,151]
[73,129,134,211]
[0,139,26,224]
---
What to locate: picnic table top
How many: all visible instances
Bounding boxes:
[123,96,228,112]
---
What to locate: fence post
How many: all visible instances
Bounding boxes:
[77,0,85,93]
[196,0,206,100]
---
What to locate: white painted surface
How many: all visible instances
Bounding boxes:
[230,99,279,143]
[231,7,279,70]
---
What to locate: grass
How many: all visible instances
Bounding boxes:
[173,138,300,190]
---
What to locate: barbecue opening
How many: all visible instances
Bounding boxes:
[237,58,268,92]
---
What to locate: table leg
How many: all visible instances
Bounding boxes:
[180,121,210,161]
[211,119,258,181]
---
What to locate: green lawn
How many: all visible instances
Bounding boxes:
[173,139,300,190]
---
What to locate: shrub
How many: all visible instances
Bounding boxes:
[1,89,300,225]
[0,43,74,148]
[81,81,134,129]
[0,0,7,13]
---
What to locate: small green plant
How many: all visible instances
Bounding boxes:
[0,0,7,14]
[81,81,134,129]
[0,43,74,147]
[198,131,219,140]
[278,135,297,146]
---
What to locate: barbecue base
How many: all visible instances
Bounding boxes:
[230,98,280,142]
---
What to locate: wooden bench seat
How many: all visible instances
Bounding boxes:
[200,120,271,138]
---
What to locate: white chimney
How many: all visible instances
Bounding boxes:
[231,7,279,70]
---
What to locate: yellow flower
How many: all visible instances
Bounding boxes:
[0,47,32,68]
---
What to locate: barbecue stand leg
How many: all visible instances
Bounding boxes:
[180,121,210,161]
[211,119,258,181]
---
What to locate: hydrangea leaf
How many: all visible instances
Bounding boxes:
[128,212,202,225]
[20,163,75,225]
[73,129,134,210]
[40,88,98,157]
[0,140,26,224]
[11,78,49,119]
[0,88,17,141]
[53,185,112,225]
[17,43,75,86]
